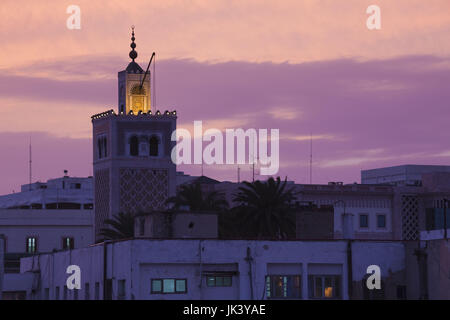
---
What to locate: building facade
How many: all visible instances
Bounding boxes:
[0,176,93,210]
[19,239,407,300]
[361,164,450,186]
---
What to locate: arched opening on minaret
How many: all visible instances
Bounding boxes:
[130,85,146,113]
[129,135,139,156]
[149,135,159,156]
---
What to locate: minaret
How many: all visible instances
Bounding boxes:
[92,28,176,242]
[118,27,151,115]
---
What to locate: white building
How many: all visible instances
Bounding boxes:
[361,164,450,186]
[0,176,93,210]
[18,239,406,300]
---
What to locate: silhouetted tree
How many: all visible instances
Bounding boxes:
[167,183,228,211]
[99,212,135,240]
[231,177,297,239]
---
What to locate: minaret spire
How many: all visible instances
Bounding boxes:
[129,25,138,62]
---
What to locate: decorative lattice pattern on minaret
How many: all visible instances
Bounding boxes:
[119,168,169,213]
[401,195,419,240]
[95,169,110,238]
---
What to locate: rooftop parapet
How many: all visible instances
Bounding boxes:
[91,109,177,121]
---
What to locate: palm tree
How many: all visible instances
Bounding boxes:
[232,177,297,239]
[99,212,135,240]
[167,183,228,211]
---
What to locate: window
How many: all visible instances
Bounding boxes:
[95,282,100,300]
[84,203,93,210]
[63,286,68,300]
[105,279,113,300]
[70,183,81,189]
[149,135,159,156]
[206,275,232,287]
[55,286,60,300]
[359,214,369,228]
[118,280,126,299]
[397,285,407,300]
[44,288,49,300]
[129,135,139,156]
[151,279,187,294]
[74,288,78,300]
[26,237,37,253]
[265,275,301,299]
[377,214,386,228]
[97,136,108,159]
[309,275,341,299]
[62,237,75,250]
[85,283,90,300]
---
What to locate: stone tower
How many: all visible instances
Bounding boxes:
[91,28,177,241]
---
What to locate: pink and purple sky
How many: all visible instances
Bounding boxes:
[1,0,450,194]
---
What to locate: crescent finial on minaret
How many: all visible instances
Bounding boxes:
[129,25,137,61]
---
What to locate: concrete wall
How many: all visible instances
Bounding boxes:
[135,212,218,239]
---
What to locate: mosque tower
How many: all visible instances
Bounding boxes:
[91,28,177,242]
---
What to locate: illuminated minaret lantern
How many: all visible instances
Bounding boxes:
[91,27,176,242]
[118,26,152,115]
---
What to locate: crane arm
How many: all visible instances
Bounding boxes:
[140,52,155,89]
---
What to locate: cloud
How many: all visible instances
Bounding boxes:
[0,131,91,195]
[1,54,450,190]
[1,0,450,68]
[268,107,300,120]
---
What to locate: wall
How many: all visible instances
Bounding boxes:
[19,239,407,300]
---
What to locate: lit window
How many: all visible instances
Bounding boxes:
[62,237,74,250]
[308,275,341,299]
[163,279,175,293]
[26,237,37,253]
[265,275,301,299]
[206,275,232,287]
[151,279,187,294]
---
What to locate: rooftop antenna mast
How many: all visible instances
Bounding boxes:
[237,166,241,183]
[309,132,313,184]
[29,137,32,191]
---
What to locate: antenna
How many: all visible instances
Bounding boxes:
[29,136,32,191]
[252,162,255,182]
[309,132,313,184]
[153,53,156,108]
